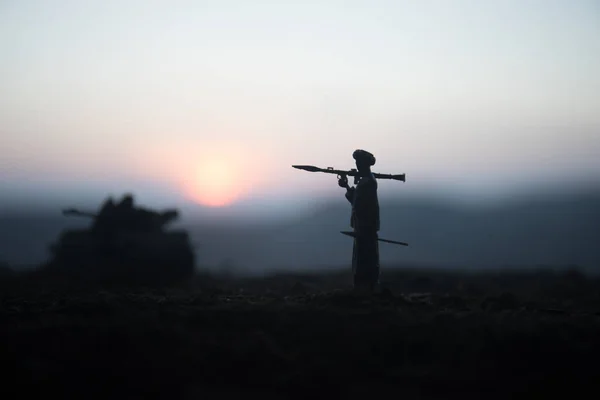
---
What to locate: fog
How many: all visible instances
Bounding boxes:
[2,178,599,275]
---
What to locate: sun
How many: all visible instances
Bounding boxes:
[137,138,272,208]
[182,157,246,207]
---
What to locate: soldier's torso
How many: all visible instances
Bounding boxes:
[350,174,380,232]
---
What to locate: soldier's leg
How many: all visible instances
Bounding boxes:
[352,237,363,289]
[353,235,376,291]
[370,239,380,289]
[360,236,379,290]
[352,240,369,290]
[352,239,357,274]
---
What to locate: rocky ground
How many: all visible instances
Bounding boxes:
[1,267,600,399]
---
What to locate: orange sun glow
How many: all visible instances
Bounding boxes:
[177,142,265,207]
[185,158,246,207]
[137,138,271,208]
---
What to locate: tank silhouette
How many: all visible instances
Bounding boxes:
[45,194,196,285]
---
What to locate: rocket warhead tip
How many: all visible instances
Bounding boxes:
[292,165,320,172]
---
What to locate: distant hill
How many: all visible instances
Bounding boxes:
[0,210,86,267]
[1,189,599,273]
[182,188,600,273]
[227,190,600,272]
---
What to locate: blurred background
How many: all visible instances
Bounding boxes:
[1,0,598,272]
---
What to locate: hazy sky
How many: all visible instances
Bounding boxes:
[1,0,599,210]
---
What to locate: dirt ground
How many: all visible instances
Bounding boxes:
[2,267,600,399]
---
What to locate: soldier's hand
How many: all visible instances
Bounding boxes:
[338,175,349,188]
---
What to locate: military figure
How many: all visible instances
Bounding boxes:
[338,149,380,291]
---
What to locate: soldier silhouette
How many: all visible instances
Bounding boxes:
[338,149,380,291]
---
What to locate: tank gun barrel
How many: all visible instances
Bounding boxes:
[62,208,98,218]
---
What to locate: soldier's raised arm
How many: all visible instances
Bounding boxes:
[338,175,355,203]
